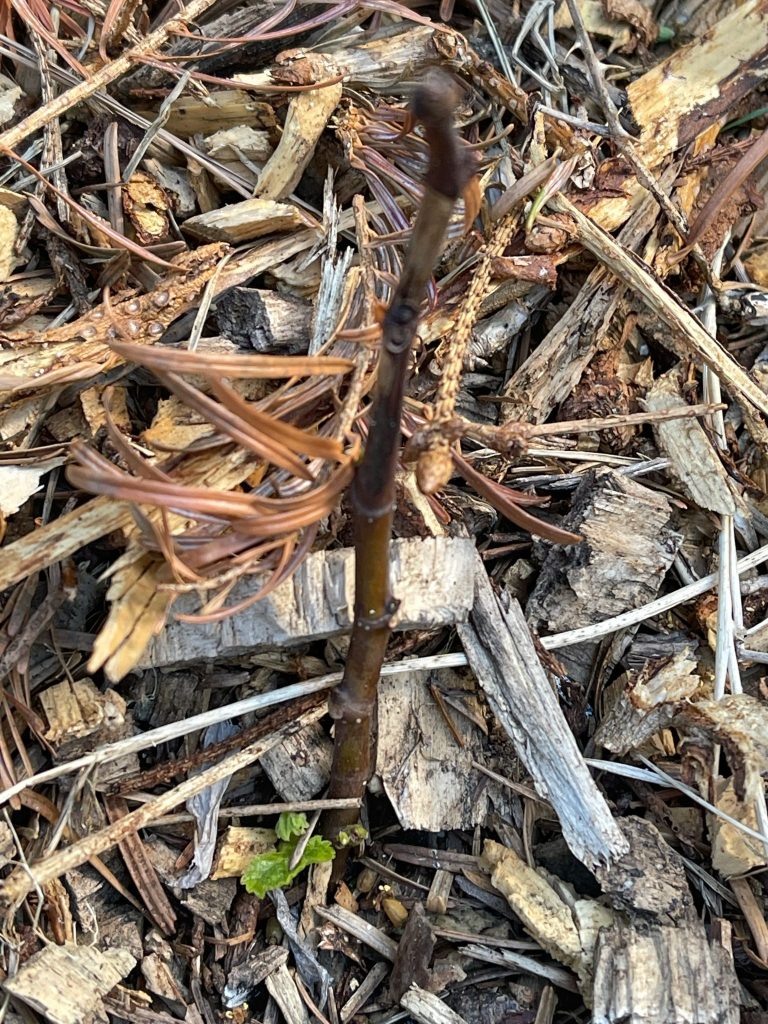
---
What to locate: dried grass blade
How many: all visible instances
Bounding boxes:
[209,377,344,462]
[454,453,581,545]
[68,444,354,532]
[103,795,177,935]
[107,339,354,378]
[67,447,258,519]
[228,463,355,536]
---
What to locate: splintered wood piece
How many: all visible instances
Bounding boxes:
[255,82,343,201]
[139,91,276,135]
[730,877,768,964]
[711,779,767,877]
[0,456,65,520]
[265,963,310,1024]
[576,0,768,230]
[426,869,454,914]
[389,904,435,1002]
[340,961,389,1022]
[626,0,768,167]
[183,197,316,242]
[237,25,449,95]
[593,818,694,920]
[38,678,137,787]
[0,495,127,592]
[203,125,274,166]
[534,986,558,1024]
[644,367,736,515]
[526,468,681,685]
[593,648,700,755]
[314,904,399,961]
[0,821,14,869]
[214,288,312,354]
[0,204,17,282]
[140,935,189,1015]
[591,920,739,1024]
[553,0,633,49]
[677,694,768,803]
[224,946,288,1012]
[480,840,593,981]
[3,941,136,1024]
[400,985,469,1024]
[88,551,175,685]
[145,537,477,668]
[260,721,332,801]
[458,566,628,869]
[375,668,510,831]
[211,826,277,880]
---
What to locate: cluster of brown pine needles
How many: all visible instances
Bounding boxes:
[67,340,360,623]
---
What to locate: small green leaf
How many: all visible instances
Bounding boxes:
[292,835,335,874]
[275,812,309,842]
[241,835,335,898]
[656,24,674,42]
[241,849,293,898]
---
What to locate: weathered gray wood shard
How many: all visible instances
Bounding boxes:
[592,920,739,1024]
[400,985,469,1024]
[143,536,476,667]
[527,467,682,684]
[3,941,136,1024]
[375,668,513,831]
[644,366,736,516]
[458,565,628,870]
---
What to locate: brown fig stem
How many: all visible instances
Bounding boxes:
[324,73,473,856]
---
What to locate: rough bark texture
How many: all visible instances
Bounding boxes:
[526,468,682,684]
[215,287,312,354]
[592,920,739,1024]
[143,536,476,668]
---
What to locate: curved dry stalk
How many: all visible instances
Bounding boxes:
[451,453,581,546]
[68,444,354,530]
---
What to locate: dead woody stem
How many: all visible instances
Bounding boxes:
[325,74,472,843]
